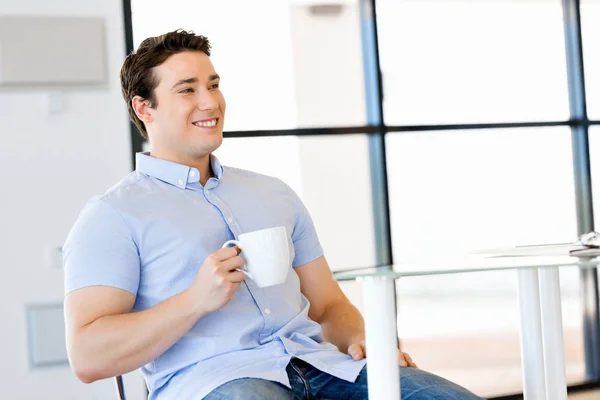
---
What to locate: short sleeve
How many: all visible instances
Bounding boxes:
[63,198,140,296]
[284,184,324,268]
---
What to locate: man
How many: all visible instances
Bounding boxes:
[63,29,482,399]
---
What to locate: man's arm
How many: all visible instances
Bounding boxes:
[295,256,416,367]
[65,286,207,383]
[65,247,245,383]
[295,256,365,353]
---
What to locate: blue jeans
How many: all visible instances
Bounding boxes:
[204,358,484,399]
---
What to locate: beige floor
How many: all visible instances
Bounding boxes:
[402,327,586,398]
[400,330,598,399]
[569,390,600,399]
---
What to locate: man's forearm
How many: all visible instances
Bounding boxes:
[317,299,365,353]
[70,289,207,383]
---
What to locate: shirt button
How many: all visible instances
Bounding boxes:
[189,171,196,177]
[264,308,271,315]
[227,217,234,223]
[178,179,184,186]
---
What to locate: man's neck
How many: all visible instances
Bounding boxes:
[198,157,214,186]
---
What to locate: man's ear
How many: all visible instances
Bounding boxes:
[132,96,154,124]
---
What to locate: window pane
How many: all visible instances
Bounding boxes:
[131,0,367,131]
[387,128,576,254]
[377,0,569,125]
[214,134,376,271]
[589,127,600,236]
[582,0,600,119]
[386,128,584,397]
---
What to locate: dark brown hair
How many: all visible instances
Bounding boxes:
[120,29,211,139]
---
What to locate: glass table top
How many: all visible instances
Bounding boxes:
[333,254,600,281]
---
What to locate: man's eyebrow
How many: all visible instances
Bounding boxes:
[171,77,198,90]
[171,74,220,90]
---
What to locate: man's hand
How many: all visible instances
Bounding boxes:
[347,340,418,368]
[188,246,246,315]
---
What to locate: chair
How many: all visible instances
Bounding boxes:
[115,374,149,400]
[115,375,126,400]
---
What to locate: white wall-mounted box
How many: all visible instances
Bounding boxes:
[26,303,68,367]
[0,16,107,88]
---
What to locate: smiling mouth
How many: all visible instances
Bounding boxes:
[192,118,219,128]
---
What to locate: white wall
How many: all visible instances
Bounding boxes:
[0,0,145,398]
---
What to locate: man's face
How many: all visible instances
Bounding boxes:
[146,51,226,161]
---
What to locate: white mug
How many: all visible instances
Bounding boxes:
[222,226,290,288]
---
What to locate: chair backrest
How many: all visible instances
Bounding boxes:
[115,375,126,400]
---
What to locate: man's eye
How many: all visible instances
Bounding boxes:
[179,88,194,93]
[210,83,220,89]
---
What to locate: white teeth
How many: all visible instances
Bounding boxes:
[194,119,217,127]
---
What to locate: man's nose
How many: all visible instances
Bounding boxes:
[197,89,218,111]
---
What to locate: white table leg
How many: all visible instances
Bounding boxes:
[360,276,400,400]
[538,267,568,400]
[517,268,546,399]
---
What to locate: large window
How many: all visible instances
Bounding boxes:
[376,0,569,125]
[582,0,600,119]
[589,127,600,230]
[128,0,597,398]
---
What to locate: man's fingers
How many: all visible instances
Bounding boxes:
[220,256,245,272]
[227,270,246,283]
[400,352,417,368]
[405,353,418,368]
[348,343,365,360]
[397,351,409,367]
[213,246,242,261]
[349,342,416,368]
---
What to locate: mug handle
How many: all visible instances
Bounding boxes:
[222,240,253,280]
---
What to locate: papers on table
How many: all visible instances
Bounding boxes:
[473,243,600,258]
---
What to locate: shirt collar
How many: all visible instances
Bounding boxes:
[135,152,223,189]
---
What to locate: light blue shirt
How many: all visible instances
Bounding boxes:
[63,152,365,399]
